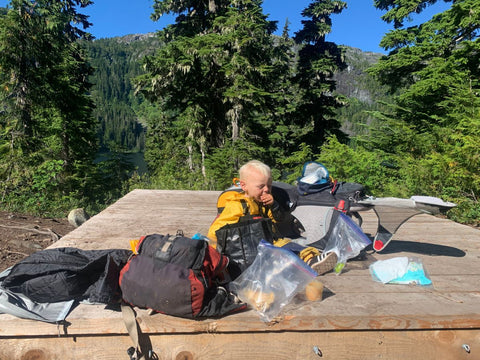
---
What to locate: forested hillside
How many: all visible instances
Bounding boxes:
[334,47,391,136]
[84,34,160,152]
[87,36,388,152]
[0,0,478,225]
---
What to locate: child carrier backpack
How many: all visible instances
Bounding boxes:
[215,199,276,279]
[215,180,304,241]
[119,232,244,319]
[217,184,242,214]
[297,161,331,194]
[296,161,366,205]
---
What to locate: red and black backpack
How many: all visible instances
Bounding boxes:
[119,232,244,319]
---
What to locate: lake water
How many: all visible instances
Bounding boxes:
[95,152,148,175]
[126,152,148,175]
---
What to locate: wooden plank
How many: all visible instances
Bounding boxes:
[1,189,480,359]
[1,281,479,337]
[0,328,478,360]
[319,274,480,293]
[49,189,220,250]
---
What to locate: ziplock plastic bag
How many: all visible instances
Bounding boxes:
[370,257,432,286]
[229,241,317,322]
[322,212,372,274]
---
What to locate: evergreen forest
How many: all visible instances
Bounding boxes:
[0,0,478,225]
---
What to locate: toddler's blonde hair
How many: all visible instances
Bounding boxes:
[239,160,271,180]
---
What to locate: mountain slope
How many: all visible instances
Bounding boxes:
[86,34,389,150]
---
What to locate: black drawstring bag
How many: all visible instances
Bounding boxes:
[215,200,275,279]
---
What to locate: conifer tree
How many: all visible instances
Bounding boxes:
[291,0,348,153]
[265,19,301,163]
[366,0,480,222]
[0,0,97,212]
[137,0,284,188]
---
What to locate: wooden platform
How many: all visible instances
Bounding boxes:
[1,189,479,360]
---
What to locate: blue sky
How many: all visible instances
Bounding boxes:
[1,0,451,54]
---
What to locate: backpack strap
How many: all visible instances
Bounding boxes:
[240,198,269,218]
[121,303,155,360]
[240,199,249,216]
[239,198,279,239]
[258,203,269,218]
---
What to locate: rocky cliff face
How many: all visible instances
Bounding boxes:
[334,46,385,103]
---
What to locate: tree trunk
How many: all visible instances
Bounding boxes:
[228,103,242,141]
[208,0,217,13]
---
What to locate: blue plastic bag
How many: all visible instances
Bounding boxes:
[369,257,432,286]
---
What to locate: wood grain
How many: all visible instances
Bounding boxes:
[1,190,479,359]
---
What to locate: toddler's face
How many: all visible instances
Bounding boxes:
[240,169,272,202]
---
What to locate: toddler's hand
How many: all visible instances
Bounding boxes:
[261,193,274,206]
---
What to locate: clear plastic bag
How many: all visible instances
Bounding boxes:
[229,241,317,322]
[322,212,372,274]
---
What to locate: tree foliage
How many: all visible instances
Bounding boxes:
[2,0,475,225]
[84,36,160,152]
[136,0,279,188]
[291,0,348,150]
[347,0,480,223]
[136,0,347,189]
[0,0,98,214]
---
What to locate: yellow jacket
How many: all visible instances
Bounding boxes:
[207,191,276,249]
[207,191,320,262]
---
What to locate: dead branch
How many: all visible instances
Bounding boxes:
[0,224,60,242]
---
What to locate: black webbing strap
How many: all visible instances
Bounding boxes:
[240,198,269,218]
[258,203,269,218]
[239,199,249,216]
